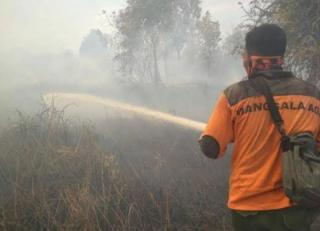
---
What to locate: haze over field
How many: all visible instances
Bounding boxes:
[1,0,319,230]
[0,2,245,229]
[0,0,248,123]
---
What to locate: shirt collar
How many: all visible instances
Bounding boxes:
[251,70,294,79]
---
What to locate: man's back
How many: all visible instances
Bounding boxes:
[199,23,320,231]
[221,70,320,210]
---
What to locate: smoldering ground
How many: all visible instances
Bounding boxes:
[0,91,232,230]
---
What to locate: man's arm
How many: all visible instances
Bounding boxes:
[199,135,220,159]
[199,93,233,159]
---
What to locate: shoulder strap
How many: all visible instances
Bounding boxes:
[249,76,290,151]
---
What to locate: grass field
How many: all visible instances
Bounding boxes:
[0,103,232,230]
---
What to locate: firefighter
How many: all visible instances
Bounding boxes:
[199,24,320,231]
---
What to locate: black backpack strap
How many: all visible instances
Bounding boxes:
[249,76,290,151]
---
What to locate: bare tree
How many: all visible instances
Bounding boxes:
[198,11,221,78]
[113,0,202,85]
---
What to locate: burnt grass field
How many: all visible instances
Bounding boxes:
[0,104,231,231]
[0,104,319,230]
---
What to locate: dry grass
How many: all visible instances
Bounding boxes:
[2,103,319,230]
[0,104,232,231]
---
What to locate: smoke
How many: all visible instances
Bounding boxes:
[0,0,245,129]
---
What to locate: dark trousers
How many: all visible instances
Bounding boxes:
[231,206,319,231]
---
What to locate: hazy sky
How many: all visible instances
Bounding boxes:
[0,0,248,54]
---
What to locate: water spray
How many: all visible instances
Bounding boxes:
[44,93,206,131]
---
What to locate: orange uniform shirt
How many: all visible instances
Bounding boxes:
[202,71,320,211]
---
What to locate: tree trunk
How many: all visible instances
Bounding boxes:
[163,50,169,78]
[176,49,181,60]
[151,39,161,85]
[206,58,211,78]
[308,55,320,86]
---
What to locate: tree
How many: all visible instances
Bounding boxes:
[114,0,175,85]
[114,0,202,85]
[198,11,221,78]
[79,29,110,59]
[170,0,201,58]
[223,25,246,56]
[241,0,320,85]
